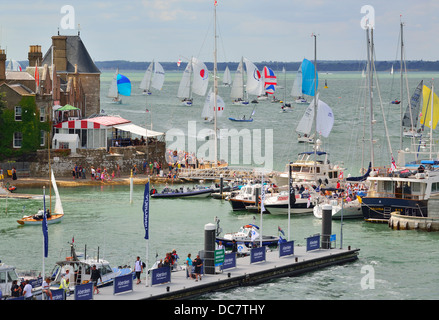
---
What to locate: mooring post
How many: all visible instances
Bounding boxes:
[321,204,332,249]
[204,223,216,274]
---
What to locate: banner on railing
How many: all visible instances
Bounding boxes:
[279,240,294,258]
[306,234,320,251]
[151,266,171,286]
[113,273,133,295]
[74,282,93,300]
[250,246,266,264]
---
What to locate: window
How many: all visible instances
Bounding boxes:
[40,130,46,146]
[15,106,22,121]
[13,132,22,148]
[40,107,46,122]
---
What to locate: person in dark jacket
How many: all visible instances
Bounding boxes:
[91,265,102,294]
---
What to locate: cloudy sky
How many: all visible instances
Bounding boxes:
[1,0,438,63]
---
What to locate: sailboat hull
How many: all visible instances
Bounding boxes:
[17,214,64,225]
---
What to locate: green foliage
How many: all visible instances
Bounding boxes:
[0,95,50,160]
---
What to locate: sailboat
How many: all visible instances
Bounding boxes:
[402,80,423,138]
[230,57,249,105]
[202,88,225,123]
[257,66,277,101]
[222,66,232,87]
[296,93,334,143]
[177,57,209,106]
[139,60,165,95]
[291,61,313,104]
[107,68,131,104]
[17,170,64,225]
[244,58,264,102]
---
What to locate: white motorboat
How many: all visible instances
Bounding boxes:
[273,149,344,188]
[263,190,315,215]
[313,198,363,220]
[48,242,132,292]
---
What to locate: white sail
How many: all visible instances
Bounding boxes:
[151,61,165,90]
[139,62,153,91]
[296,94,334,138]
[243,57,263,96]
[191,57,209,96]
[230,59,245,100]
[202,88,225,122]
[291,64,302,97]
[51,170,64,215]
[202,88,214,121]
[107,69,119,98]
[6,59,22,71]
[222,66,232,86]
[177,60,193,99]
[296,99,315,135]
[316,99,334,138]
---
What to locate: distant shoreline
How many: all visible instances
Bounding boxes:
[16,60,439,72]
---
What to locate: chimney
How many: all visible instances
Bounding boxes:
[51,35,67,72]
[28,45,42,67]
[0,48,6,82]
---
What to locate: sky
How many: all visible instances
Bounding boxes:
[1,0,438,63]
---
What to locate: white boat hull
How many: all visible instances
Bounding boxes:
[313,200,362,219]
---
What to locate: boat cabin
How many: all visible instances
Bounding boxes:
[289,151,343,184]
[367,171,439,201]
[0,263,20,297]
[50,259,115,289]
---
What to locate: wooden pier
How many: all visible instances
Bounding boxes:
[76,246,359,300]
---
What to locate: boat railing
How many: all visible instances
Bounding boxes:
[366,190,423,200]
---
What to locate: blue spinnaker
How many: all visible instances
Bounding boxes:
[301,59,318,96]
[117,74,131,96]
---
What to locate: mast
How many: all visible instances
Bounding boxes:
[430,83,434,159]
[312,33,317,181]
[213,0,218,163]
[399,20,404,150]
[366,27,375,168]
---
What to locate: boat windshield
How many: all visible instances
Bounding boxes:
[0,269,19,283]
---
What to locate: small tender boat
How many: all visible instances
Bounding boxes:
[17,170,64,225]
[228,117,253,122]
[215,222,279,249]
[150,185,213,198]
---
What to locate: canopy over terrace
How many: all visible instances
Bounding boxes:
[53,115,164,149]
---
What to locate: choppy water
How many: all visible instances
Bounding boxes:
[1,70,439,300]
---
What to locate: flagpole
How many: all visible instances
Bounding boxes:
[42,186,46,300]
[260,173,264,247]
[143,180,150,286]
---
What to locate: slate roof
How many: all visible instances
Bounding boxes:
[42,35,101,74]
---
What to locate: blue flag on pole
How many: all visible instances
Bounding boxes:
[143,182,150,240]
[42,189,49,258]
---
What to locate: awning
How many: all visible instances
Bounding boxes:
[57,104,80,111]
[113,123,164,138]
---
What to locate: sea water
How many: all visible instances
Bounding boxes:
[1,70,439,300]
